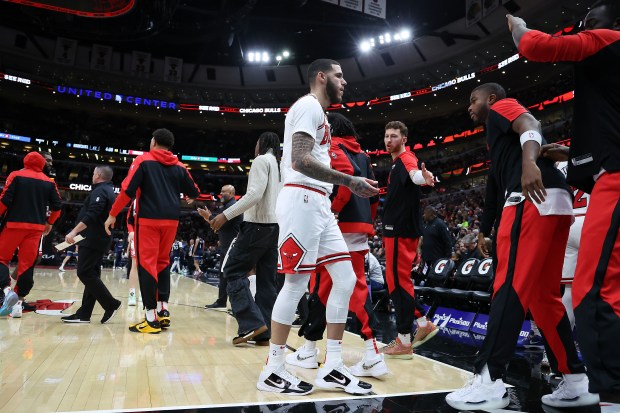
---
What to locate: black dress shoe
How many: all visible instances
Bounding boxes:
[204,301,226,309]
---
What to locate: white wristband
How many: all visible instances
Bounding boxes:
[411,170,427,185]
[520,130,542,148]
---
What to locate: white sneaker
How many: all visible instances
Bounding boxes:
[349,353,389,377]
[315,360,373,395]
[285,345,319,369]
[541,374,600,407]
[10,303,22,318]
[58,267,65,272]
[128,289,137,306]
[445,374,509,410]
[257,364,313,395]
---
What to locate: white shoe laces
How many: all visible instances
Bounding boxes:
[551,380,571,398]
[276,366,302,385]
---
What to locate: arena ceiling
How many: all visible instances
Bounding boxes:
[0,0,590,131]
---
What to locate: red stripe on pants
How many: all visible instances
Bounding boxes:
[479,202,581,377]
[383,236,422,333]
[0,228,42,296]
[136,221,177,310]
[573,171,620,393]
[312,250,374,340]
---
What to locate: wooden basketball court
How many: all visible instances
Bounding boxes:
[0,269,471,412]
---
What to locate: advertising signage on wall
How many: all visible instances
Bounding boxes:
[55,86,178,110]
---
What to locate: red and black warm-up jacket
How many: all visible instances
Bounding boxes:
[329,136,378,236]
[519,29,620,193]
[110,149,199,225]
[0,152,62,231]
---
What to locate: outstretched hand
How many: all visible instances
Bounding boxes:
[349,177,379,198]
[506,14,527,32]
[421,163,435,186]
[197,207,212,222]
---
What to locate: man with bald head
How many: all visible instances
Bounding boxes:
[205,184,242,309]
[62,166,121,324]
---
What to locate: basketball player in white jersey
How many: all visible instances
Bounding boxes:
[556,160,589,330]
[538,147,589,368]
[256,59,379,396]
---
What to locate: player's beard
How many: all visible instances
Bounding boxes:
[326,77,342,104]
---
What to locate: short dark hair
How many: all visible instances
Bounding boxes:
[96,165,114,181]
[153,128,174,149]
[328,112,358,138]
[424,206,437,216]
[257,131,281,162]
[385,121,408,137]
[472,83,507,100]
[590,0,620,20]
[307,59,340,84]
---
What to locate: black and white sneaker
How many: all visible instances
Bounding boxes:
[61,314,90,323]
[257,364,313,395]
[315,361,373,395]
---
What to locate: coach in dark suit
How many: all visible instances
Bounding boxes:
[61,166,121,324]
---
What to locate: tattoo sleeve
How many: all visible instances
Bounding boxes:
[291,132,353,186]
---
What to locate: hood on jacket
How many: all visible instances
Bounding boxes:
[24,152,46,172]
[150,149,179,166]
[332,136,362,154]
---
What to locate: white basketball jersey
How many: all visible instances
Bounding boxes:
[281,94,333,193]
[557,161,589,216]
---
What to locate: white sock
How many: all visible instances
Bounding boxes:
[157,301,162,312]
[398,333,412,345]
[480,363,493,383]
[365,338,380,359]
[145,309,156,322]
[324,339,342,366]
[417,317,428,327]
[565,373,587,382]
[303,339,316,353]
[267,343,286,367]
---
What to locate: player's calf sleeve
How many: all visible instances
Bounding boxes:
[271,273,310,325]
[324,260,356,324]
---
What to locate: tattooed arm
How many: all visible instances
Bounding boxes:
[292,132,378,198]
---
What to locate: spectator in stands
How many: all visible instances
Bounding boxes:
[420,206,454,272]
[366,251,384,298]
[459,233,484,262]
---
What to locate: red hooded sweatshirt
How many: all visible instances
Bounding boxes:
[0,152,62,230]
[329,136,378,236]
[110,149,199,225]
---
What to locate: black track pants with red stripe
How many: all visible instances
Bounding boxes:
[300,250,377,341]
[0,228,41,296]
[384,236,423,335]
[474,202,585,380]
[136,221,177,310]
[573,172,620,394]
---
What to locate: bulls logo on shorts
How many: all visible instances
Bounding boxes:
[278,234,307,273]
